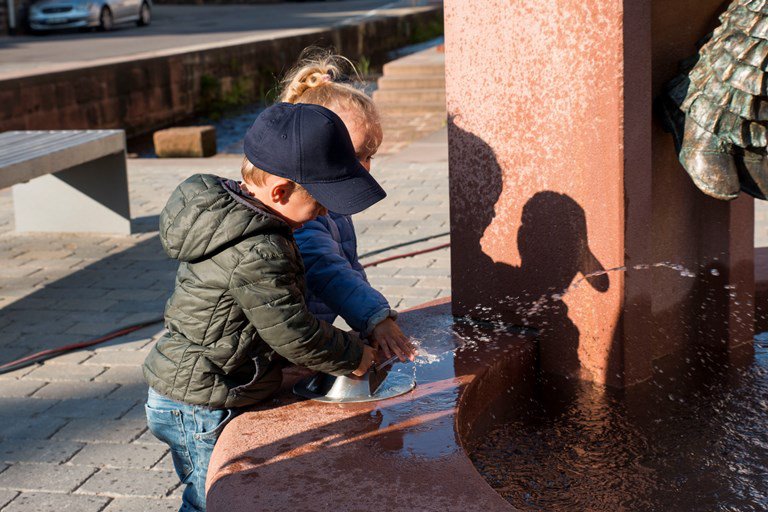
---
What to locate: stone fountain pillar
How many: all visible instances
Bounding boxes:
[445,0,755,388]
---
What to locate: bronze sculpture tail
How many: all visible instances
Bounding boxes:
[659,0,768,201]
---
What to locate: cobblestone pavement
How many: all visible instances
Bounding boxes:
[0,126,449,509]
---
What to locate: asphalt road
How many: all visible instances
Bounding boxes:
[0,0,434,78]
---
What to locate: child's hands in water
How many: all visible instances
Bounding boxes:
[352,345,376,377]
[371,318,417,362]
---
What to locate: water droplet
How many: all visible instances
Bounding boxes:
[710,269,720,276]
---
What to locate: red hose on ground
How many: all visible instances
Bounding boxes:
[0,317,163,374]
[361,242,451,268]
[0,240,452,374]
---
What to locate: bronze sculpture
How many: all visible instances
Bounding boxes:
[661,0,768,201]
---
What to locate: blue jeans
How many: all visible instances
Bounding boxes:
[145,388,238,512]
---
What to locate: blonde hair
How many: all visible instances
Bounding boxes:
[279,49,382,154]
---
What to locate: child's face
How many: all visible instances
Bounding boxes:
[337,111,380,172]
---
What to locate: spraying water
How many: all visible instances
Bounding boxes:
[408,261,716,369]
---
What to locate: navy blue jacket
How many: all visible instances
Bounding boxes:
[294,212,393,337]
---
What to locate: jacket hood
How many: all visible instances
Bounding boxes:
[159,174,290,262]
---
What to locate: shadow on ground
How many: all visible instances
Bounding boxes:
[0,231,174,462]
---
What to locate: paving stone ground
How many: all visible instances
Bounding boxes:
[0,121,449,509]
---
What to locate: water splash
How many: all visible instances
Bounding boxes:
[406,260,745,400]
[398,257,752,423]
[458,260,734,332]
[409,337,447,366]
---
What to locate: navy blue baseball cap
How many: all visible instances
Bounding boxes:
[243,102,386,215]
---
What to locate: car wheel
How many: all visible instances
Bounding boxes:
[99,7,113,31]
[137,1,151,27]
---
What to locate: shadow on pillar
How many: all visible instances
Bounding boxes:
[449,121,609,380]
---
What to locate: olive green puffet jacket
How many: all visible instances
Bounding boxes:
[143,174,365,409]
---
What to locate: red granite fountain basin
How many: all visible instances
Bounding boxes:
[206,298,537,512]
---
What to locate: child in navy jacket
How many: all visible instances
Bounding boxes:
[296,213,393,337]
[276,50,415,361]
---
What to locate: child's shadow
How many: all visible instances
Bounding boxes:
[450,122,609,378]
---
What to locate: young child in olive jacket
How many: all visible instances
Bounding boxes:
[142,102,383,512]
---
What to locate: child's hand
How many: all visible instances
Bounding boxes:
[351,345,376,377]
[371,318,417,362]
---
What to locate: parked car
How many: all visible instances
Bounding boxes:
[28,0,151,32]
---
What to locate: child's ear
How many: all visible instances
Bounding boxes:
[270,179,293,205]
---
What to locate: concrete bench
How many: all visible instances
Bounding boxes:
[0,130,131,234]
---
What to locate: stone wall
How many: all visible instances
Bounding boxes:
[0,7,442,136]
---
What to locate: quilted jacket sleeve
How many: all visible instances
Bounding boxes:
[229,236,364,376]
[295,218,393,337]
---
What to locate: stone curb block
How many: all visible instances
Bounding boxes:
[153,126,217,158]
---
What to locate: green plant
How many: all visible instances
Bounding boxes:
[357,55,371,77]
[227,76,252,106]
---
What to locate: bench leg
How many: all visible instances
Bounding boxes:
[12,152,132,235]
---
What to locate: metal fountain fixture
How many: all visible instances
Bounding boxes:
[293,355,416,403]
